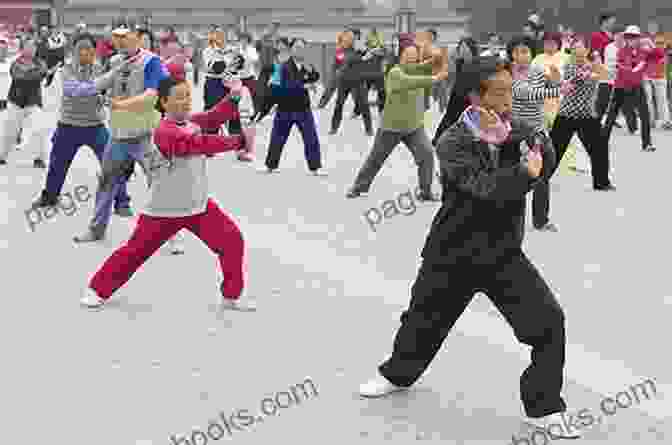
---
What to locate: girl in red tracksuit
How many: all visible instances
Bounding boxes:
[603,32,665,151]
[80,63,257,311]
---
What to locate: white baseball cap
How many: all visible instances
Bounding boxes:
[112,18,138,36]
[624,25,641,36]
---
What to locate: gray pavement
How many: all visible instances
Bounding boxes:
[0,82,671,445]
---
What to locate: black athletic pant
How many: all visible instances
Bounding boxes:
[532,115,611,227]
[379,251,568,418]
[331,81,372,133]
[595,83,637,131]
[603,86,651,148]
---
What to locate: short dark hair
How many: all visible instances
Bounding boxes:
[542,31,563,49]
[506,35,536,60]
[156,75,185,114]
[276,36,291,49]
[460,56,511,97]
[599,13,615,25]
[72,32,96,48]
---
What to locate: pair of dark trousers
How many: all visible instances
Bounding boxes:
[203,77,241,135]
[331,81,372,133]
[43,124,129,208]
[351,127,434,195]
[380,251,568,418]
[318,71,340,108]
[604,86,651,148]
[594,83,637,129]
[532,115,611,227]
[355,78,385,113]
[265,111,321,171]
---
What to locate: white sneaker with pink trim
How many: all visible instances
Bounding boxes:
[80,288,107,308]
[220,295,257,312]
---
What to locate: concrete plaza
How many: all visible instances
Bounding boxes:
[0,82,671,445]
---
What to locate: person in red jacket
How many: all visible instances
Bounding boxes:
[80,63,257,310]
[603,25,665,151]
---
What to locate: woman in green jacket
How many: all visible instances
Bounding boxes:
[346,43,447,200]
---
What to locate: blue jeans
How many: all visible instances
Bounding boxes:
[89,136,151,233]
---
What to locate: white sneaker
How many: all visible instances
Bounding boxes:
[525,411,582,439]
[220,296,257,312]
[311,168,328,176]
[256,165,278,174]
[359,373,406,398]
[80,288,107,308]
[166,234,185,255]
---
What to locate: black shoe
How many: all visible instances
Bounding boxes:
[594,184,616,191]
[416,192,440,202]
[534,222,559,232]
[346,190,368,198]
[643,145,656,152]
[33,159,46,168]
[31,192,58,209]
[0,159,6,165]
[328,129,337,135]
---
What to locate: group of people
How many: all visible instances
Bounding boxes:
[0,9,666,442]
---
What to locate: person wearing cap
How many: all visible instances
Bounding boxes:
[603,25,665,152]
[73,18,174,243]
[643,32,672,130]
[30,32,129,210]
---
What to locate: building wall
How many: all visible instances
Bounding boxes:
[61,7,469,44]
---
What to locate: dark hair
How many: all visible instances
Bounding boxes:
[568,33,595,60]
[456,37,479,58]
[292,37,307,47]
[155,75,185,115]
[461,56,511,96]
[137,28,156,50]
[506,35,536,60]
[599,13,615,25]
[276,36,291,49]
[542,31,562,49]
[73,32,96,48]
[441,57,510,129]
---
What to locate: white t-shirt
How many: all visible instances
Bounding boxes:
[604,42,619,83]
[238,45,259,79]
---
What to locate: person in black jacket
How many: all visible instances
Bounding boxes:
[358,57,580,440]
[329,30,373,136]
[262,37,325,175]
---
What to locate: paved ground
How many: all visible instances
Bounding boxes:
[0,82,671,445]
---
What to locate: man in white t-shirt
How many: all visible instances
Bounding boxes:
[236,32,259,118]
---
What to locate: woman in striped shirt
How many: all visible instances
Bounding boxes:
[549,35,613,190]
[508,35,561,231]
[533,35,616,232]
